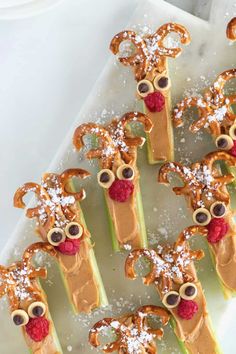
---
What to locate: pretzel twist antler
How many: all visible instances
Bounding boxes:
[14,182,55,229]
[73,112,151,168]
[110,23,190,80]
[73,123,118,169]
[173,69,236,136]
[158,152,236,209]
[227,18,236,40]
[89,305,170,353]
[0,243,56,311]
[125,226,207,293]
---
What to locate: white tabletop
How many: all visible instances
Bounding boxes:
[0,0,226,249]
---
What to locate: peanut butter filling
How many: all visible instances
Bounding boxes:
[14,170,103,314]
[162,265,219,354]
[58,234,99,313]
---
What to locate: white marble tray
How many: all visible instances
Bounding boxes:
[1,0,236,353]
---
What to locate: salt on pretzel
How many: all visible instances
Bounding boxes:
[173,69,236,137]
[158,151,235,210]
[89,305,170,353]
[110,23,190,80]
[73,112,153,168]
[125,226,206,294]
[14,169,89,228]
[0,242,56,311]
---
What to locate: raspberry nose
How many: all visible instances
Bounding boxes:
[144,91,165,112]
[56,238,80,255]
[177,299,198,320]
[25,317,49,342]
[108,179,134,202]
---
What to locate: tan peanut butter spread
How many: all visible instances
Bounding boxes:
[159,265,219,354]
[104,158,143,249]
[145,92,174,163]
[143,69,174,163]
[38,216,100,314]
[24,324,60,354]
[58,233,99,313]
[211,215,236,292]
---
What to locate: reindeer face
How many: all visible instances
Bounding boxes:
[46,221,84,256]
[97,163,136,203]
[162,281,199,320]
[136,70,171,113]
[4,263,49,343]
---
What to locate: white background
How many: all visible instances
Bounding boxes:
[0,0,207,248]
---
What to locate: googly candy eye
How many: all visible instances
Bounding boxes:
[179,282,198,300]
[11,309,29,326]
[117,165,135,180]
[210,202,227,218]
[215,135,234,150]
[65,222,83,239]
[229,124,236,140]
[28,302,46,318]
[193,208,211,226]
[162,291,180,309]
[47,228,66,246]
[136,80,154,97]
[97,169,115,189]
[153,75,171,91]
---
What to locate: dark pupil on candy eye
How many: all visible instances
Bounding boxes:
[217,138,228,148]
[13,315,24,326]
[213,204,225,216]
[100,172,110,183]
[196,212,208,223]
[122,167,133,179]
[32,306,44,317]
[158,77,168,88]
[166,294,179,305]
[51,232,63,243]
[138,83,149,93]
[68,225,80,236]
[185,286,196,297]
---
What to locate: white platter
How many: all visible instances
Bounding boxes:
[1,0,236,353]
[0,0,64,19]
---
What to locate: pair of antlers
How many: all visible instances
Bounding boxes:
[173,69,236,137]
[110,23,191,80]
[158,151,236,210]
[14,169,89,230]
[73,112,153,169]
[125,226,207,294]
[89,305,170,353]
[0,242,56,311]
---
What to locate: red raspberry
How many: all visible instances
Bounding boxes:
[177,299,198,320]
[25,317,49,342]
[109,180,134,202]
[229,140,236,156]
[144,92,165,112]
[206,218,229,244]
[56,238,80,255]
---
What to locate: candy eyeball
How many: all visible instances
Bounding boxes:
[117,164,135,181]
[47,228,66,246]
[162,291,180,309]
[136,79,154,97]
[193,208,211,226]
[97,169,115,188]
[65,222,83,239]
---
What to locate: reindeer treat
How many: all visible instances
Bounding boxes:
[110,23,191,164]
[73,112,152,251]
[89,305,170,354]
[227,18,236,40]
[0,242,62,354]
[173,69,236,155]
[125,226,220,354]
[159,151,236,297]
[14,169,108,313]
